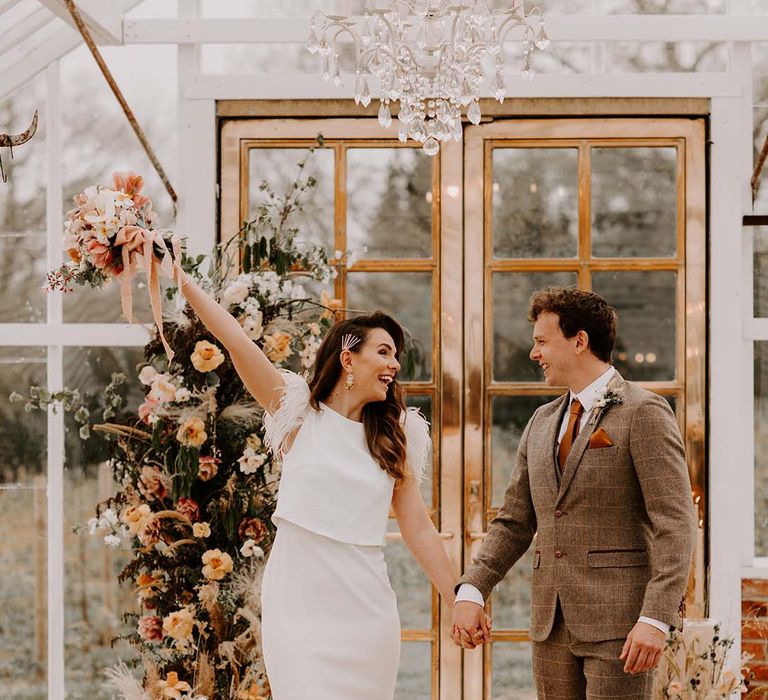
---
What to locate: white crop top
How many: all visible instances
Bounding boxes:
[262,370,431,546]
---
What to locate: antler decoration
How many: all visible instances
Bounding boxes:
[0,110,38,183]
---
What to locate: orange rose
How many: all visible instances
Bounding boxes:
[201,548,234,581]
[190,340,225,372]
[176,417,207,447]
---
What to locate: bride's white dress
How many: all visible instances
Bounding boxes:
[260,370,430,700]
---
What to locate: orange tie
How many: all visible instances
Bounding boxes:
[558,399,584,473]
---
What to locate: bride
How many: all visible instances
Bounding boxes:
[177,271,487,699]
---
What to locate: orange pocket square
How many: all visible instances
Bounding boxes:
[589,428,614,449]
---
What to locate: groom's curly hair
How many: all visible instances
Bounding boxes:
[528,286,618,363]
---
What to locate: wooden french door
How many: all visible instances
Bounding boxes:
[219,113,706,700]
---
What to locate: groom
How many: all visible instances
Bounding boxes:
[452,287,696,698]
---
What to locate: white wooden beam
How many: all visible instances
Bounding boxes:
[36,0,143,45]
[0,324,151,345]
[182,71,739,100]
[124,15,768,45]
[0,7,57,57]
[0,25,80,100]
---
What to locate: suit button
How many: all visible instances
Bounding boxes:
[555,550,563,558]
[555,510,562,518]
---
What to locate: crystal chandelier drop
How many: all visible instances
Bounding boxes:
[307,1,549,155]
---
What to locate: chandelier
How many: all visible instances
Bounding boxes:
[307,1,549,155]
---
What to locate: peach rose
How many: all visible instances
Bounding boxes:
[176,417,207,447]
[138,465,171,500]
[162,607,195,646]
[148,375,177,403]
[202,548,234,581]
[122,504,153,536]
[138,395,159,425]
[263,332,293,362]
[197,455,220,481]
[137,615,163,642]
[85,238,114,270]
[192,522,211,538]
[175,496,200,522]
[190,340,225,372]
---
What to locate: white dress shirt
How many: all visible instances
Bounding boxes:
[456,366,670,636]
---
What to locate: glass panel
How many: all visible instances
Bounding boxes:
[385,521,432,631]
[491,642,537,699]
[756,342,768,556]
[63,276,154,324]
[347,148,433,259]
[491,395,557,507]
[346,272,433,382]
[63,347,145,696]
[491,545,535,631]
[0,75,47,324]
[492,148,579,259]
[395,641,431,700]
[755,226,768,317]
[604,42,728,72]
[0,347,47,698]
[247,147,335,253]
[591,147,677,258]
[592,271,677,382]
[493,271,578,382]
[406,394,434,505]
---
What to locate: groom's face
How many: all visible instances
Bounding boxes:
[529,312,577,388]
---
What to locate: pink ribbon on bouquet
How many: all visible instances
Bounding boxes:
[115,226,184,362]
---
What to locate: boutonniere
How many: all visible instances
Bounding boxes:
[588,387,624,425]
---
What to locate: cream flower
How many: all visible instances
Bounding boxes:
[240,539,264,559]
[202,548,234,581]
[263,332,293,362]
[157,671,192,699]
[138,365,159,386]
[191,340,225,372]
[242,310,264,341]
[174,387,191,402]
[176,417,207,447]
[121,504,153,536]
[193,522,211,538]
[148,375,177,403]
[162,607,195,646]
[245,433,262,451]
[223,279,250,306]
[238,447,267,475]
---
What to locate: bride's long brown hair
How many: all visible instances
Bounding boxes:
[308,311,408,481]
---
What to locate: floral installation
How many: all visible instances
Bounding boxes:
[13,142,407,699]
[43,170,185,359]
[588,385,624,425]
[652,624,750,699]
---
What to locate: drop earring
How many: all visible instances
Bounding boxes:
[345,371,355,390]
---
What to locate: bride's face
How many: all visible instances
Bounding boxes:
[345,327,401,402]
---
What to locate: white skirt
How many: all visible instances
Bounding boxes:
[261,519,401,700]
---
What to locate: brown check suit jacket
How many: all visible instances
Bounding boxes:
[458,371,696,643]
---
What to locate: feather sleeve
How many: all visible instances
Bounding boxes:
[262,370,312,458]
[402,406,432,484]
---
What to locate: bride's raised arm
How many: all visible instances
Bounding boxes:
[177,271,285,414]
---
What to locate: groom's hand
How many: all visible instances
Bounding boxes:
[451,602,492,649]
[620,621,666,674]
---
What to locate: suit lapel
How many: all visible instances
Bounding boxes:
[557,370,626,501]
[544,393,569,495]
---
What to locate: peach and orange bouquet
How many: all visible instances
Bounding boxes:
[44,171,184,358]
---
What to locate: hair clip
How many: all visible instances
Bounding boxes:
[341,334,361,353]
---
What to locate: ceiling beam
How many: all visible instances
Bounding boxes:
[124,15,768,45]
[35,0,142,44]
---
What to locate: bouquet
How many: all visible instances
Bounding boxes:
[44,172,184,359]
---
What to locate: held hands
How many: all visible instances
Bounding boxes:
[620,621,666,674]
[451,601,493,649]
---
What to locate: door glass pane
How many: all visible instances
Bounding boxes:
[592,270,677,382]
[591,147,677,258]
[492,148,579,259]
[247,146,335,252]
[385,521,432,631]
[63,347,145,696]
[406,394,434,505]
[755,226,768,317]
[347,148,433,259]
[395,641,432,700]
[493,272,578,382]
[491,395,557,507]
[491,642,537,699]
[492,544,535,631]
[0,347,47,698]
[63,275,153,324]
[347,272,433,382]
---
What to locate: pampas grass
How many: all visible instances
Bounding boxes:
[103,662,150,700]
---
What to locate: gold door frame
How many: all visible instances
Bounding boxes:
[219,109,707,700]
[462,118,706,700]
